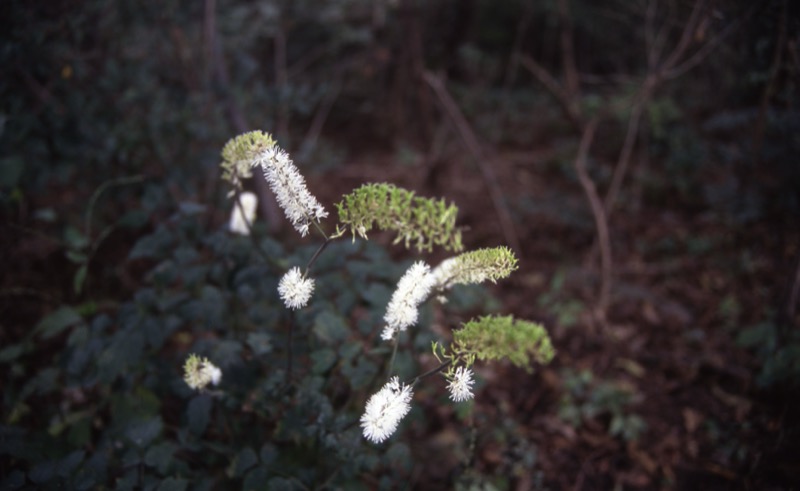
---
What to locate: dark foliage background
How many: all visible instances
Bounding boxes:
[1,0,798,489]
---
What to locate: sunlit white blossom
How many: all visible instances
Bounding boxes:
[360,376,413,443]
[228,191,258,235]
[255,145,327,236]
[278,267,315,310]
[184,354,222,391]
[430,257,459,290]
[447,366,474,402]
[381,261,433,340]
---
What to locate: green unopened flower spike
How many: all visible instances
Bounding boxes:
[220,130,276,191]
[183,354,222,391]
[431,246,518,291]
[336,183,463,252]
[452,315,555,372]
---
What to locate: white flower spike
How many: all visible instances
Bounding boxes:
[360,376,414,444]
[228,191,258,235]
[381,261,433,340]
[447,366,474,402]
[184,354,222,391]
[278,267,315,310]
[255,145,327,237]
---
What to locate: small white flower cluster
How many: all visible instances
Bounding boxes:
[184,354,222,391]
[228,191,258,236]
[381,261,434,340]
[447,366,475,402]
[255,145,327,237]
[360,376,414,444]
[278,267,315,310]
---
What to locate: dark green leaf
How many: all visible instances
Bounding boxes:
[247,332,272,356]
[126,417,163,448]
[156,477,188,491]
[313,311,350,344]
[187,395,212,436]
[229,447,258,477]
[243,465,270,491]
[311,348,337,374]
[35,306,83,339]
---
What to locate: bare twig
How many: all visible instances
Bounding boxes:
[422,71,522,256]
[573,118,611,317]
[518,55,583,131]
[603,79,653,215]
[557,0,580,100]
[274,26,289,144]
[299,79,342,160]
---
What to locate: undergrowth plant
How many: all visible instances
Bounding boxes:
[212,130,554,447]
[1,130,554,490]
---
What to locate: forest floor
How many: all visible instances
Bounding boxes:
[310,144,799,490]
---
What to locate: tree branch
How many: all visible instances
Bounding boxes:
[422,71,522,257]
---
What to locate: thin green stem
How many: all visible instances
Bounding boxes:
[304,236,333,275]
[407,359,452,387]
[286,311,294,385]
[387,336,399,376]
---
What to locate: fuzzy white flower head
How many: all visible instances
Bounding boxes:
[228,191,258,235]
[360,376,413,443]
[381,261,433,340]
[447,366,474,402]
[278,267,315,310]
[430,257,459,290]
[184,354,222,391]
[255,145,327,237]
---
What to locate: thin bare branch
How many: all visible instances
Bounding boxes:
[518,54,583,131]
[573,118,611,317]
[422,71,523,257]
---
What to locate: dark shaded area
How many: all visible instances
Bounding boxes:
[1,0,799,489]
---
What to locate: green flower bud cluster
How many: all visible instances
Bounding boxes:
[335,183,463,253]
[220,130,276,190]
[431,246,519,291]
[450,315,555,372]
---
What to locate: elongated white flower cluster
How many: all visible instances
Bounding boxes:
[255,145,327,237]
[430,257,459,291]
[381,261,434,340]
[278,267,315,310]
[447,366,475,402]
[360,376,413,443]
[184,354,222,391]
[228,191,258,235]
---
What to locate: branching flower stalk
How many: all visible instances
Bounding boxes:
[216,130,555,447]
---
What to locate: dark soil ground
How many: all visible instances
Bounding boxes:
[308,145,800,489]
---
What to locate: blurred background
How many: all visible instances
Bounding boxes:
[1,0,799,489]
